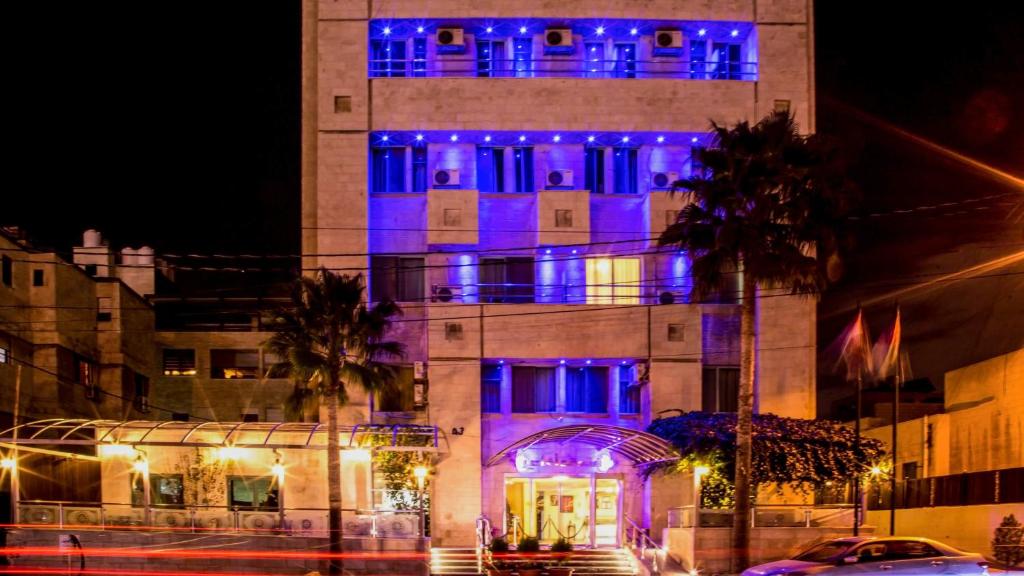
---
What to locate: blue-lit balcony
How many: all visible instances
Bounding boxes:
[368,18,757,81]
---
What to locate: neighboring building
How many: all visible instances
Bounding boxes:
[864,349,1024,554]
[304,0,818,548]
[1,228,156,427]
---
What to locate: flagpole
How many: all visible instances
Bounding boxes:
[889,373,898,535]
[853,375,862,537]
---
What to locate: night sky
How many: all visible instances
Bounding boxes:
[6,2,1023,415]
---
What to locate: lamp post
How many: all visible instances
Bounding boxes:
[2,456,17,526]
[413,466,428,538]
[693,465,709,529]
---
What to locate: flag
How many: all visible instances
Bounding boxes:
[834,308,874,381]
[873,306,902,381]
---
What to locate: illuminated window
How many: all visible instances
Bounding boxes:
[0,344,8,364]
[512,366,556,413]
[132,474,184,508]
[162,349,197,376]
[566,366,608,413]
[585,257,640,304]
[210,349,259,379]
[613,43,636,78]
[228,476,280,511]
[584,42,605,78]
[585,147,606,194]
[477,146,505,193]
[481,364,502,413]
[513,37,533,78]
[371,147,406,193]
[370,39,407,78]
[476,40,506,77]
[711,42,742,80]
[619,364,640,414]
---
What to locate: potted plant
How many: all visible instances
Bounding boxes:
[516,536,540,552]
[516,561,545,576]
[489,537,510,553]
[485,560,515,576]
[550,537,573,553]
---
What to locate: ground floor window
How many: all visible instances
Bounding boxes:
[504,475,621,547]
[131,474,185,508]
[228,476,280,510]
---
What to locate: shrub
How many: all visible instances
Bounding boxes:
[993,514,1024,567]
[517,536,541,552]
[550,537,573,553]
[489,537,509,553]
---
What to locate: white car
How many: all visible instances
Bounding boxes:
[741,536,990,575]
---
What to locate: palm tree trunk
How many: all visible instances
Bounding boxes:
[326,386,344,575]
[732,270,757,572]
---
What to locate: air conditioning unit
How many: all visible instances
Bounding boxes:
[22,506,56,524]
[413,361,427,380]
[153,510,189,528]
[65,508,101,526]
[544,28,574,53]
[379,514,418,537]
[344,515,375,537]
[433,168,460,187]
[547,169,574,188]
[654,29,684,49]
[436,27,465,53]
[240,512,278,531]
[651,171,679,189]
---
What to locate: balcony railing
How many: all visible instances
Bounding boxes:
[432,283,715,305]
[667,504,856,529]
[17,500,426,539]
[370,58,757,80]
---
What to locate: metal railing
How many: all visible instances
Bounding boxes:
[623,514,667,574]
[16,500,426,539]
[667,504,857,529]
[369,58,758,80]
[432,283,691,305]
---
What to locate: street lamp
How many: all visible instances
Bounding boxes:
[413,466,429,537]
[693,465,710,529]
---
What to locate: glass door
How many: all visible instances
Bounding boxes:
[594,478,621,546]
[505,476,600,546]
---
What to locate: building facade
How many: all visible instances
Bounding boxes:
[304,0,817,547]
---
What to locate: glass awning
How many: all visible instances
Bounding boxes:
[485,424,678,467]
[0,419,438,451]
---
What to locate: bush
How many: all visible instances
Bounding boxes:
[993,514,1024,566]
[517,536,541,552]
[550,537,573,553]
[489,537,509,553]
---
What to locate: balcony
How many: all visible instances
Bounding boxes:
[370,57,757,80]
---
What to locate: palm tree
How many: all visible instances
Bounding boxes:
[267,269,404,575]
[660,111,854,571]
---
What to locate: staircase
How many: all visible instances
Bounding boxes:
[430,548,637,575]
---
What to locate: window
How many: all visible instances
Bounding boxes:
[585,147,606,193]
[902,461,919,481]
[372,147,406,193]
[0,345,8,364]
[513,38,532,77]
[566,366,608,413]
[554,209,573,228]
[370,39,407,77]
[619,365,640,414]
[2,255,11,287]
[412,37,427,77]
[513,147,534,192]
[134,373,150,411]
[370,256,425,302]
[481,364,502,413]
[32,269,44,286]
[476,40,506,77]
[162,349,196,376]
[690,38,707,79]
[477,147,505,193]
[585,257,640,304]
[412,145,428,193]
[58,349,97,386]
[584,42,605,77]
[377,366,415,412]
[479,257,534,303]
[228,476,280,510]
[210,349,259,379]
[511,366,556,413]
[614,43,636,78]
[881,540,941,560]
[132,474,185,508]
[711,42,742,80]
[613,148,638,194]
[702,366,739,412]
[690,146,706,178]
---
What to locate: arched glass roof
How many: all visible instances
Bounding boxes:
[485,424,678,467]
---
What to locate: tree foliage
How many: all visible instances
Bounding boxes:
[645,411,885,506]
[993,514,1024,566]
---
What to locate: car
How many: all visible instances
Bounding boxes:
[741,536,990,575]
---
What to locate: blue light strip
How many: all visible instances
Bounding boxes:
[370,131,706,148]
[369,18,754,43]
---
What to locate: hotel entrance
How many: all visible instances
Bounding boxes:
[504,475,621,547]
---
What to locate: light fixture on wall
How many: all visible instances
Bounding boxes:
[621,136,630,143]
[99,443,136,458]
[691,137,699,143]
[0,457,15,470]
[519,26,527,34]
[415,134,424,141]
[381,135,389,142]
[656,135,665,143]
[382,26,391,36]
[629,27,638,36]
[518,135,527,142]
[450,134,459,142]
[132,454,148,474]
[731,29,739,37]
[486,26,494,33]
[552,134,561,142]
[416,26,424,33]
[219,446,246,461]
[698,28,707,37]
[595,26,605,36]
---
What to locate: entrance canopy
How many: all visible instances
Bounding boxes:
[0,419,439,452]
[485,424,678,468]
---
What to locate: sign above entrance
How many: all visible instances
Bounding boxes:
[514,446,616,474]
